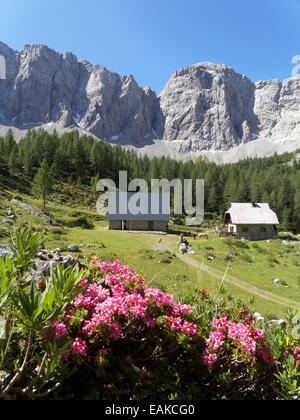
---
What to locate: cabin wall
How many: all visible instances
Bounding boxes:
[153,221,168,232]
[127,220,149,231]
[109,220,122,230]
[234,224,277,240]
[108,220,168,232]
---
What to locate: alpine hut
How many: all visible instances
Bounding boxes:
[107,192,170,232]
[224,203,279,240]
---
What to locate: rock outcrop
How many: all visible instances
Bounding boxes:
[0,41,299,155]
[0,42,157,145]
[28,249,83,284]
[0,243,83,284]
[155,63,259,151]
[0,244,13,259]
[156,63,300,152]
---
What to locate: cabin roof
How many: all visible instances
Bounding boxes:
[225,203,279,225]
[106,192,170,221]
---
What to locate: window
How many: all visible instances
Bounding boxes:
[242,227,249,233]
[260,227,267,233]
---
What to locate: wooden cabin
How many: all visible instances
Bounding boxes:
[224,203,279,240]
[107,192,170,232]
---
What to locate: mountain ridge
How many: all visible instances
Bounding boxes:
[0,41,299,162]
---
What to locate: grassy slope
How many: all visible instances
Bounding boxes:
[1,182,300,319]
[185,235,300,301]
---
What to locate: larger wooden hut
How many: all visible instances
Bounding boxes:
[107,192,170,232]
[224,203,279,240]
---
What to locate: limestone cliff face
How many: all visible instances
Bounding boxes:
[254,78,300,143]
[155,63,259,151]
[0,41,299,153]
[0,42,157,144]
[156,63,300,152]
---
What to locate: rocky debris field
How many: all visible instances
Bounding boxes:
[28,248,84,283]
[11,199,54,225]
[0,243,84,284]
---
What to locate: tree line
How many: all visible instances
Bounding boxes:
[0,128,300,232]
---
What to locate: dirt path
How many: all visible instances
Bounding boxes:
[153,235,300,311]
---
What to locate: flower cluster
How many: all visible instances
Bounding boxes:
[203,315,273,369]
[70,337,88,357]
[294,347,300,365]
[52,321,67,341]
[53,259,198,360]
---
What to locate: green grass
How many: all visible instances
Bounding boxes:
[190,236,300,298]
[167,233,300,312]
[1,185,299,319]
[45,225,285,318]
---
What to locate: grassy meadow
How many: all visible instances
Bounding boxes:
[1,183,300,319]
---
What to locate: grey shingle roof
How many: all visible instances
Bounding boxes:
[106,192,170,221]
[225,203,279,225]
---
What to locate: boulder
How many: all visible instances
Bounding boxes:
[269,319,287,329]
[0,245,13,259]
[0,218,14,226]
[179,243,188,254]
[253,312,265,323]
[32,260,51,277]
[28,249,82,283]
[67,244,80,253]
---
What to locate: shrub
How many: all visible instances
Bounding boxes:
[12,195,23,201]
[50,260,300,400]
[50,228,66,235]
[49,259,201,399]
[240,253,254,264]
[1,230,300,400]
[224,254,235,262]
[67,215,94,230]
[71,211,81,217]
[232,241,250,250]
[0,229,85,400]
[158,258,172,264]
[267,256,280,265]
[0,228,9,238]
[204,246,214,251]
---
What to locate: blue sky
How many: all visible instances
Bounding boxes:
[0,0,300,93]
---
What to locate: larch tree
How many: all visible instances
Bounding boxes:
[32,160,55,211]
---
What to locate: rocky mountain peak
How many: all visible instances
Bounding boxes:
[0,41,299,160]
[155,62,259,151]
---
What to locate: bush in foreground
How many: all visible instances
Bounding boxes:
[0,229,300,400]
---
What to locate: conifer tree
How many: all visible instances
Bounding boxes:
[32,160,54,210]
[8,146,17,175]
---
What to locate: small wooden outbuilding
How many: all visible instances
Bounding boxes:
[224,203,279,240]
[107,192,170,232]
